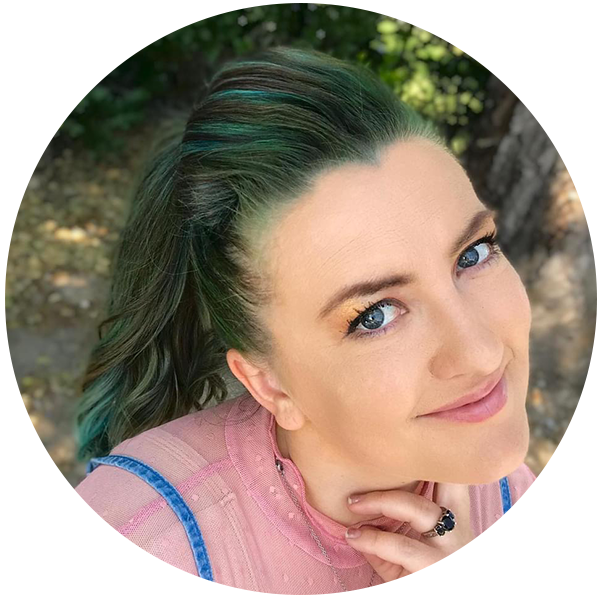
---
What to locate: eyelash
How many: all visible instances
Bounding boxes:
[344,231,502,340]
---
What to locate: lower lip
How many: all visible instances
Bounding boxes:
[420,375,508,423]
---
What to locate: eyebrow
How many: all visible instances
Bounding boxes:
[317,207,497,320]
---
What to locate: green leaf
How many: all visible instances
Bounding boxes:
[427,45,447,61]
[377,19,400,34]
[89,86,112,102]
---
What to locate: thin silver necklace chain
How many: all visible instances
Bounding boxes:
[274,456,376,592]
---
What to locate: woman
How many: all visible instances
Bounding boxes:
[75,46,536,593]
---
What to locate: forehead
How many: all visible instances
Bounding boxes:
[265,139,483,305]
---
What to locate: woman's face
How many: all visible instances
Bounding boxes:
[260,138,531,485]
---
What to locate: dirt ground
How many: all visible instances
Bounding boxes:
[7,121,596,487]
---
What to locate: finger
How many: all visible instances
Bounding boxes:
[433,483,472,543]
[347,488,445,534]
[345,525,445,573]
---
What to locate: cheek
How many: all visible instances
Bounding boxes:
[329,358,422,446]
[483,261,532,341]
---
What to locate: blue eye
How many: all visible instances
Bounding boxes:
[458,233,501,270]
[345,232,502,337]
[346,300,406,337]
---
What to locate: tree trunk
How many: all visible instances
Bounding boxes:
[464,3,598,389]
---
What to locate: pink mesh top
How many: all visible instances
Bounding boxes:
[75,391,537,593]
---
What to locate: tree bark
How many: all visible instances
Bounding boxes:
[464,3,598,389]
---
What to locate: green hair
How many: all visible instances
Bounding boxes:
[75,46,447,461]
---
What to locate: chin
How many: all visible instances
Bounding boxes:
[476,416,529,484]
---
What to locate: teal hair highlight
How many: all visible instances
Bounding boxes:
[75,46,447,461]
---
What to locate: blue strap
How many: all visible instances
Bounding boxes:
[87,454,214,581]
[500,477,513,585]
[86,454,513,595]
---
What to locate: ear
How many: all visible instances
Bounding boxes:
[226,348,305,432]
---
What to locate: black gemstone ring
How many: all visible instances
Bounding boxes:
[422,507,456,538]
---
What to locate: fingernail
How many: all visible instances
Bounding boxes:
[347,495,363,504]
[345,527,362,539]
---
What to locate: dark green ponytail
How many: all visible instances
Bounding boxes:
[75,46,447,461]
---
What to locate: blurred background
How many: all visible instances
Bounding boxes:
[7,3,595,487]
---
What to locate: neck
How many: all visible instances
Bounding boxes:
[275,422,420,528]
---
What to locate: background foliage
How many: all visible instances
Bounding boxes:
[5,2,530,161]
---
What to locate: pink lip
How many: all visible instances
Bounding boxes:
[419,366,506,416]
[419,372,508,423]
